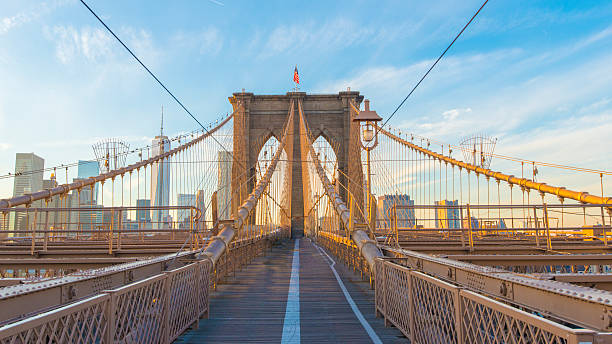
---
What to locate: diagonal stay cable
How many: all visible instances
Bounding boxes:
[377,0,489,134]
[79,0,237,162]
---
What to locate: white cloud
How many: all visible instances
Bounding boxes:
[0,143,11,151]
[442,108,471,121]
[316,49,520,94]
[44,25,158,65]
[208,0,224,6]
[45,25,114,63]
[172,27,223,56]
[259,18,383,58]
[0,0,72,35]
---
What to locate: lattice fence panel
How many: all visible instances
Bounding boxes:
[383,261,411,338]
[112,275,166,344]
[461,290,571,344]
[411,271,458,344]
[167,264,199,341]
[198,260,212,317]
[0,295,108,344]
[375,259,385,314]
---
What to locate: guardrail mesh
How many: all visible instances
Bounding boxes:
[0,232,280,343]
[0,260,212,344]
[375,258,600,344]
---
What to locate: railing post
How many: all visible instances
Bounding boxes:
[105,293,116,344]
[163,274,171,344]
[408,267,415,343]
[117,210,122,251]
[43,205,49,251]
[382,260,389,327]
[601,205,608,247]
[31,209,38,255]
[454,288,464,344]
[466,204,474,251]
[533,206,540,247]
[543,203,552,251]
[108,209,113,255]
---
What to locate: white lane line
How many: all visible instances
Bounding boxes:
[281,239,300,344]
[313,241,383,344]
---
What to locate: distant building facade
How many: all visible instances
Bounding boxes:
[177,193,196,228]
[435,200,461,229]
[217,151,232,220]
[136,199,151,227]
[9,153,44,232]
[151,136,171,229]
[377,194,415,229]
[77,160,100,203]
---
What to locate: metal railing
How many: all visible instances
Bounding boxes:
[0,259,212,343]
[375,257,606,344]
[378,203,612,250]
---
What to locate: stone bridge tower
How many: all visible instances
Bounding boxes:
[229,90,364,238]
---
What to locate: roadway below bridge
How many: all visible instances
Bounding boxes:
[176,238,407,343]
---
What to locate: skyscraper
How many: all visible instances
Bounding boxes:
[10,153,44,232]
[217,151,232,220]
[195,190,206,230]
[377,195,416,229]
[136,199,151,226]
[177,193,196,228]
[435,200,461,229]
[151,135,170,229]
[77,160,100,203]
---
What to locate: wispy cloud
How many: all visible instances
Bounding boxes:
[45,25,113,63]
[315,49,519,94]
[442,108,471,121]
[0,143,11,151]
[208,0,224,6]
[259,18,390,58]
[43,25,158,65]
[172,27,223,56]
[0,0,72,35]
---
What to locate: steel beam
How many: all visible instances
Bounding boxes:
[446,254,612,267]
[0,258,138,270]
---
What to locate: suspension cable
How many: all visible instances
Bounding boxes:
[377,0,489,134]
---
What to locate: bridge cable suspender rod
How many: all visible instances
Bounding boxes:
[0,114,233,208]
[377,125,612,206]
[376,0,489,135]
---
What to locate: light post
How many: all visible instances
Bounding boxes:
[352,99,382,229]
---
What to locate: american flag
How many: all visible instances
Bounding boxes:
[293,66,299,84]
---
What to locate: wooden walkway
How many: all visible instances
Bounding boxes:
[175,238,408,343]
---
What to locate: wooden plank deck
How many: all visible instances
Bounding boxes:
[175,238,408,343]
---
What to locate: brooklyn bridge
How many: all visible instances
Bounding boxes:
[0,91,610,343]
[1,0,612,343]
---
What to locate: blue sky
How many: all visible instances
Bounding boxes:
[1,0,611,197]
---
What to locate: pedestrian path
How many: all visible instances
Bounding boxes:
[175,238,408,343]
